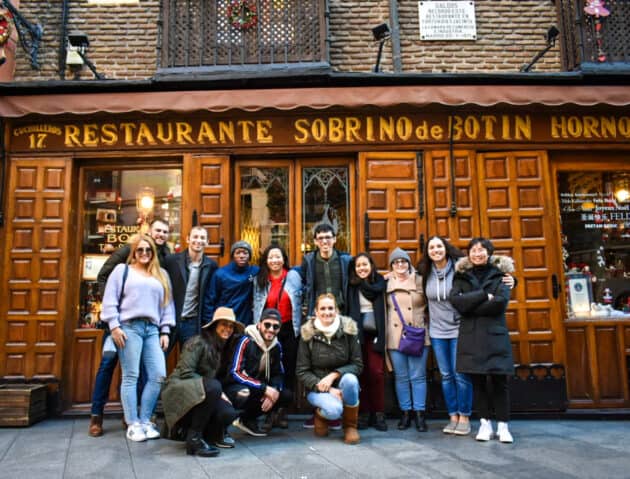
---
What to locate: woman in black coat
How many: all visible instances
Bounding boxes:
[346,252,387,431]
[449,237,515,444]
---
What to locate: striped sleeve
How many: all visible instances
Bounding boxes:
[230,336,263,389]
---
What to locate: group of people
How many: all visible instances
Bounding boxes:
[88,218,518,457]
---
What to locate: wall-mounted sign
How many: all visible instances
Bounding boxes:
[418,1,477,41]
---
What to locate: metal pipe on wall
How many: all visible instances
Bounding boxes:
[389,0,402,73]
[58,0,70,79]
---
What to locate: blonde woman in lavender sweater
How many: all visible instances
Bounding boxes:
[101,234,175,443]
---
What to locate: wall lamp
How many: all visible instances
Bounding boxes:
[66,31,105,79]
[372,23,391,73]
[520,25,560,72]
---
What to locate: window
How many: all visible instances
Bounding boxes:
[78,168,182,329]
[558,171,630,318]
[159,0,327,70]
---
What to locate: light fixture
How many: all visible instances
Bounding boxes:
[66,31,106,79]
[614,175,630,203]
[372,23,391,73]
[136,187,155,224]
[520,25,560,72]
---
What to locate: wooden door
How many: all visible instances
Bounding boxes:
[476,151,564,366]
[182,154,231,265]
[358,152,425,270]
[0,158,72,390]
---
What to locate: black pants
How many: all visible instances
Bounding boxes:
[224,383,293,421]
[471,374,510,422]
[188,378,237,442]
[278,321,299,392]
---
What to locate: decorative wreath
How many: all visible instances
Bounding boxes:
[0,12,12,46]
[227,0,258,30]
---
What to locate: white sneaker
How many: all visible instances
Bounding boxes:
[497,421,514,443]
[142,421,160,440]
[126,422,147,442]
[475,418,493,441]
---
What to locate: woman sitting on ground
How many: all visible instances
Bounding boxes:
[296,293,363,444]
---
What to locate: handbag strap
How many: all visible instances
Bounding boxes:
[390,293,408,326]
[274,274,288,311]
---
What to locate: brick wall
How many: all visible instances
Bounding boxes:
[10,0,561,82]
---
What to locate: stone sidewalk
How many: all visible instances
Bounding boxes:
[0,417,628,479]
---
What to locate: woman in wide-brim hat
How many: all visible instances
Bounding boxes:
[162,307,244,457]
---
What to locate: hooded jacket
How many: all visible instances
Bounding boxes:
[295,315,363,392]
[226,324,285,392]
[449,255,515,375]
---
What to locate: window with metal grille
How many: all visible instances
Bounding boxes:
[557,0,630,71]
[159,0,328,70]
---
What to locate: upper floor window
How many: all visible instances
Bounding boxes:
[159,0,328,71]
[557,0,630,71]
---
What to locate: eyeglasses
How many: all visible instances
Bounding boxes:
[262,322,281,331]
[136,247,153,254]
[392,259,408,265]
[316,235,335,241]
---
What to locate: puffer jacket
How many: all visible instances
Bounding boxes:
[295,315,363,392]
[449,255,515,375]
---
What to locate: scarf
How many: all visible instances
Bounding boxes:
[357,274,386,301]
[244,324,278,382]
[313,315,341,341]
[433,258,453,302]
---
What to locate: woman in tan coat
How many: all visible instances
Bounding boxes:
[386,248,430,432]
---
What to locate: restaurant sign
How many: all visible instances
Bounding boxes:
[10,113,630,151]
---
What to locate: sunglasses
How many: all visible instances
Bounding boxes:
[316,235,334,241]
[262,322,280,331]
[136,247,153,254]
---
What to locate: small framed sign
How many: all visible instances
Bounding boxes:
[567,274,593,315]
[82,254,109,281]
[418,1,477,41]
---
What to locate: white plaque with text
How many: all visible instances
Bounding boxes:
[419,1,477,41]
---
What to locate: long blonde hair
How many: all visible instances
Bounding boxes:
[127,234,171,307]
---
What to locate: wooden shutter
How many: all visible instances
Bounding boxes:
[182,155,231,264]
[476,151,563,366]
[0,157,72,380]
[358,152,424,270]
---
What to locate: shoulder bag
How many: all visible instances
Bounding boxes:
[391,292,425,357]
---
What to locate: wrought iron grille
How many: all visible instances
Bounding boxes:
[159,0,327,69]
[557,0,630,70]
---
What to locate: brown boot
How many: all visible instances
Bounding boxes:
[313,409,329,437]
[275,408,289,429]
[342,405,360,445]
[88,415,103,437]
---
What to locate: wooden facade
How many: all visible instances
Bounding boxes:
[1,95,629,414]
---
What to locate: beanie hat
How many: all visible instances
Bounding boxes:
[260,308,282,322]
[230,240,252,258]
[389,247,411,266]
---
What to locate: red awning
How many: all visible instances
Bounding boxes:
[1,84,630,118]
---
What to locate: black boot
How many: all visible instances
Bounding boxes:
[186,430,220,457]
[373,412,388,432]
[397,411,411,430]
[358,412,370,430]
[414,411,428,432]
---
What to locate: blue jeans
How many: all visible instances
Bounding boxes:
[389,347,429,411]
[431,337,473,416]
[90,338,118,416]
[306,373,360,420]
[118,320,166,425]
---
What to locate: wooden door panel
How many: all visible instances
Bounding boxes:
[182,155,230,264]
[477,151,562,366]
[0,158,72,381]
[359,152,423,270]
[424,150,480,249]
[565,326,593,404]
[595,326,623,400]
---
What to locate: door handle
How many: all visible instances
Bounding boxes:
[192,209,198,226]
[220,238,225,257]
[419,234,425,253]
[364,212,370,251]
[551,274,560,299]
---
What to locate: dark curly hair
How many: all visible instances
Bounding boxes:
[416,236,465,289]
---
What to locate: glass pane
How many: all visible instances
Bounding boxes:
[239,167,290,263]
[78,168,182,329]
[558,171,630,318]
[302,167,350,254]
